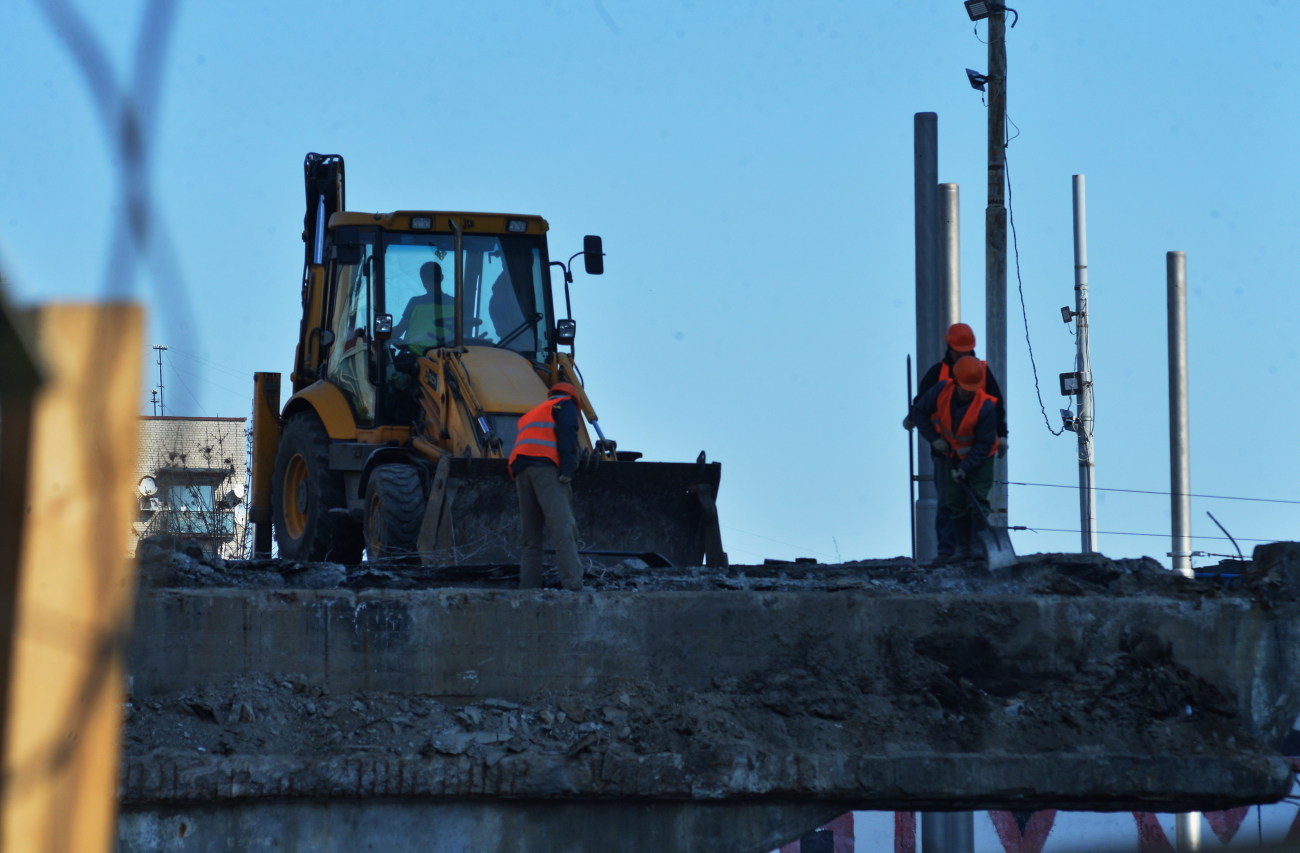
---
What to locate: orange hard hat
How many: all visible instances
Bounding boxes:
[946,322,976,351]
[549,382,580,400]
[954,356,985,391]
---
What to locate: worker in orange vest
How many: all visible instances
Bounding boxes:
[904,322,1007,558]
[508,382,584,590]
[908,356,1000,561]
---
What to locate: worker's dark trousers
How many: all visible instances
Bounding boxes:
[515,465,583,590]
[938,455,994,555]
[932,452,956,556]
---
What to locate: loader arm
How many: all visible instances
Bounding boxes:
[414,349,506,459]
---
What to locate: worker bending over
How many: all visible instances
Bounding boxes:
[508,383,584,590]
[909,356,1000,561]
[904,322,1007,558]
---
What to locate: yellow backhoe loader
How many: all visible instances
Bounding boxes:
[249,153,726,569]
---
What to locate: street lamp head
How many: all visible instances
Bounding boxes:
[965,68,988,91]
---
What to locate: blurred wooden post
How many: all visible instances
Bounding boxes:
[3,303,143,853]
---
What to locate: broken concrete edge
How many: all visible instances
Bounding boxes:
[123,541,1300,814]
[120,750,1293,813]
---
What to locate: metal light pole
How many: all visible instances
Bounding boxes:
[913,112,940,562]
[940,183,961,333]
[1072,176,1097,552]
[1167,252,1193,579]
[152,344,168,416]
[984,7,1009,530]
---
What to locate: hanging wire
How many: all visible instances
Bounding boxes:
[1018,525,1277,544]
[1005,151,1066,437]
[1000,479,1300,506]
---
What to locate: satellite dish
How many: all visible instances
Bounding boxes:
[138,476,158,497]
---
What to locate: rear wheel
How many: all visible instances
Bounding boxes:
[365,464,426,564]
[272,413,362,562]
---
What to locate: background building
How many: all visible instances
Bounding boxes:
[132,416,248,559]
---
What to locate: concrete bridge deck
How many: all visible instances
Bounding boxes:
[118,543,1300,852]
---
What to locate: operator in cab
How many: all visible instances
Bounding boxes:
[392,261,454,351]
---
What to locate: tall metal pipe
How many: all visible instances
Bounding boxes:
[913,112,940,561]
[922,814,973,853]
[1167,251,1192,578]
[985,10,1009,529]
[1177,812,1202,851]
[1073,176,1097,553]
[939,183,961,332]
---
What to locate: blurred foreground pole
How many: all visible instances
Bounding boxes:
[984,5,1009,530]
[1072,176,1097,552]
[1167,251,1192,578]
[0,291,44,847]
[913,112,939,561]
[3,303,143,853]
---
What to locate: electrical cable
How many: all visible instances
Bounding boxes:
[1005,149,1065,437]
[721,525,838,560]
[1018,525,1277,544]
[1000,479,1300,506]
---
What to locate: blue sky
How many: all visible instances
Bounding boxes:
[2,0,1296,568]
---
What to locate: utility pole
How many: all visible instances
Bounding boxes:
[1167,252,1193,579]
[149,389,159,417]
[1072,176,1097,552]
[913,112,940,562]
[152,344,168,416]
[984,6,1009,531]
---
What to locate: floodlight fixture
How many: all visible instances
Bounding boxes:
[964,0,1019,26]
[965,68,988,92]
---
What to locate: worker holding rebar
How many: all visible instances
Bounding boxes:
[904,322,1008,559]
[508,382,584,590]
[908,356,1000,561]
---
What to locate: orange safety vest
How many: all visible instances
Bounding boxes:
[931,381,1000,460]
[507,395,570,475]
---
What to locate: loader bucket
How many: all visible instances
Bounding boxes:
[416,457,726,569]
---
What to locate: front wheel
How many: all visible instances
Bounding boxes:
[365,464,426,564]
[272,413,362,562]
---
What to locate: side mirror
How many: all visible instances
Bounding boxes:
[374,313,394,342]
[556,318,577,346]
[583,235,604,276]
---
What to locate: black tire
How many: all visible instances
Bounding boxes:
[365,464,426,564]
[272,413,362,562]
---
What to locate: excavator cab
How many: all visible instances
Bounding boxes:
[248,153,726,571]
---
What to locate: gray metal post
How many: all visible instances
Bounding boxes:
[1072,176,1097,553]
[913,113,940,561]
[1176,812,1202,851]
[939,183,961,333]
[984,10,1009,529]
[1167,251,1193,578]
[922,813,973,853]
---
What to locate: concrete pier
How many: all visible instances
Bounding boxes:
[120,544,1300,852]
